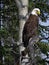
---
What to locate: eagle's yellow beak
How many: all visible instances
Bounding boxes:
[37,11,40,15]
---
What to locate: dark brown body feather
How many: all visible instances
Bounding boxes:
[22,14,39,47]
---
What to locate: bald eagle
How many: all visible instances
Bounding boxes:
[22,8,40,56]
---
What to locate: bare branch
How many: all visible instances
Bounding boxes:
[15,0,28,9]
[15,0,22,8]
[15,0,27,8]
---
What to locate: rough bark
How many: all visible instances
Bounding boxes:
[28,36,40,65]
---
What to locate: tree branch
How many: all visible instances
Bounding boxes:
[15,0,26,8]
[15,0,22,8]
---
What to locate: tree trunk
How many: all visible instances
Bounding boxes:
[19,1,28,65]
[15,0,28,65]
[18,0,28,43]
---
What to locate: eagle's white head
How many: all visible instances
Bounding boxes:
[31,8,40,16]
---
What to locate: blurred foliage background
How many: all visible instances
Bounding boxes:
[0,0,19,65]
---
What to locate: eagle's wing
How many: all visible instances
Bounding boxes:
[22,14,39,47]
